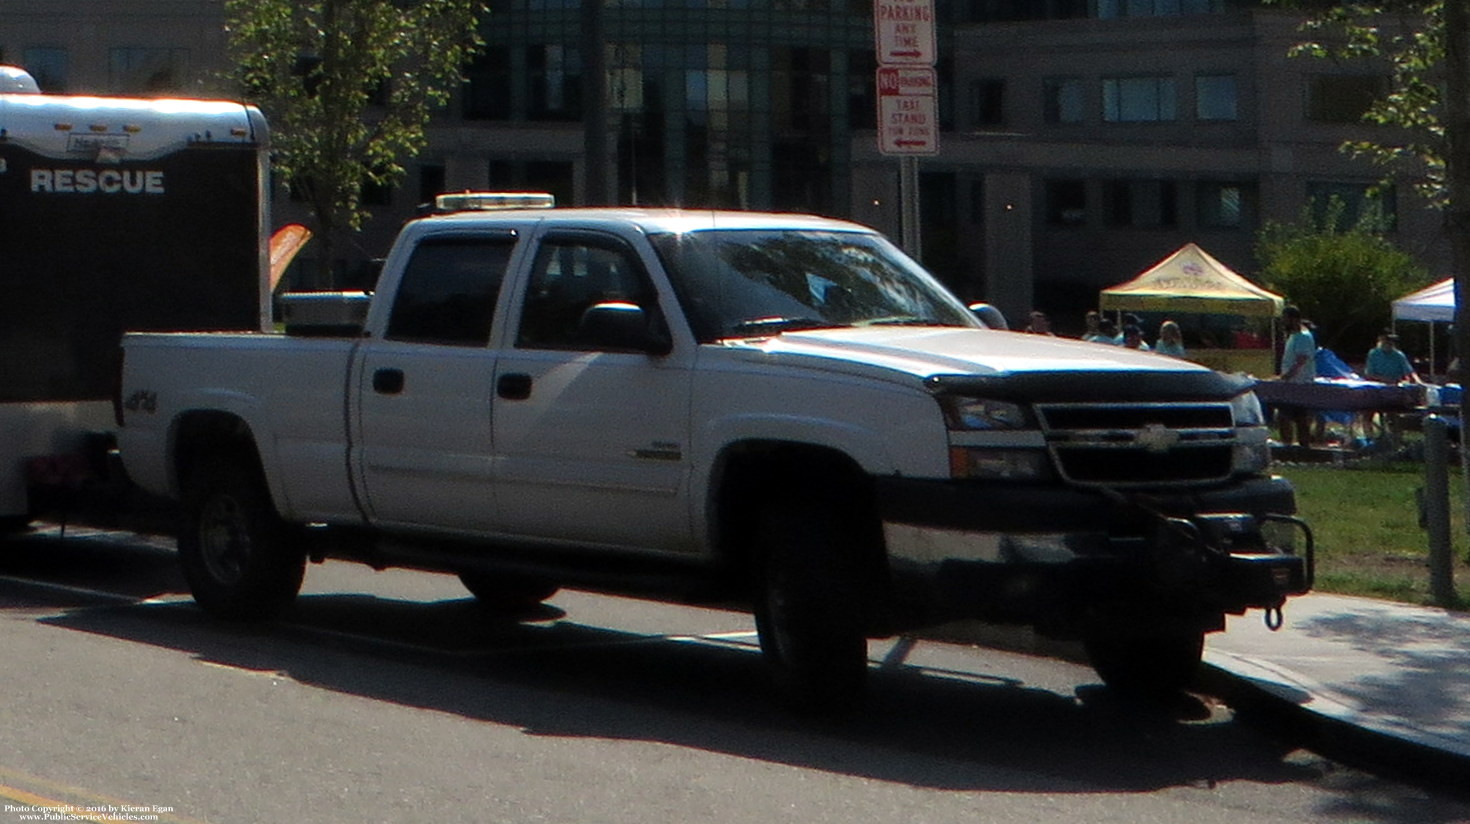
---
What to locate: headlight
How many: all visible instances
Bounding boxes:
[940,397,1033,430]
[1230,390,1265,427]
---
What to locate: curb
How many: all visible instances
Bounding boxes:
[1197,654,1470,796]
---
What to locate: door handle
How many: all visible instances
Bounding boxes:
[373,368,405,395]
[497,372,532,400]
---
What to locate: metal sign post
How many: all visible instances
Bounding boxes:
[874,0,936,260]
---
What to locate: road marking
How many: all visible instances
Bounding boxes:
[196,660,292,680]
[0,576,140,605]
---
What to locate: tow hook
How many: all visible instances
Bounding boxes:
[1265,604,1284,631]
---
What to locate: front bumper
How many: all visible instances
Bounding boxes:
[876,475,1312,634]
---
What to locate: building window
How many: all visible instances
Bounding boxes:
[1195,73,1237,121]
[22,47,68,93]
[528,44,582,121]
[1104,179,1177,227]
[848,50,877,130]
[109,47,190,94]
[1306,74,1388,124]
[963,0,1088,20]
[1103,76,1176,122]
[1096,0,1222,17]
[1043,77,1084,124]
[1197,180,1256,229]
[971,78,1005,127]
[418,164,446,205]
[1307,181,1396,230]
[1045,179,1087,226]
[463,46,511,120]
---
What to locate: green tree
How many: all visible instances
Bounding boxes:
[1256,199,1429,355]
[1269,1,1470,366]
[225,0,486,286]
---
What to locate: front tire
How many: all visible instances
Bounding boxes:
[752,501,870,714]
[458,571,559,613]
[178,460,305,621]
[1084,630,1205,699]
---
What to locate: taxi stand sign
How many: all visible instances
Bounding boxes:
[877,66,938,155]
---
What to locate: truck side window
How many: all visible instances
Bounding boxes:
[517,236,659,350]
[385,234,516,346]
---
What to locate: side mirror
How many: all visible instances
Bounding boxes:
[968,302,1008,330]
[578,302,673,355]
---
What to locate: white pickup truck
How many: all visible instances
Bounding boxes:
[117,195,1311,710]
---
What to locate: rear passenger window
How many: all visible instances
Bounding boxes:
[385,234,516,346]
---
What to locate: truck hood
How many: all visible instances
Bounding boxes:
[736,326,1255,402]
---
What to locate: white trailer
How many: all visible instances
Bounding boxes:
[0,66,269,527]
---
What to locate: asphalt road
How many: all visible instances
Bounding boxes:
[2,524,1467,824]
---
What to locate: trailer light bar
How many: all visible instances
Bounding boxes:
[433,191,555,213]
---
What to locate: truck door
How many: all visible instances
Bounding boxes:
[353,232,516,531]
[492,229,696,552]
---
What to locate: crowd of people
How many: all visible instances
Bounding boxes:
[1023,309,1190,357]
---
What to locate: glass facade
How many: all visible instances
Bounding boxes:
[470,0,871,213]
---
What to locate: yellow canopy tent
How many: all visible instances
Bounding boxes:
[1099,243,1284,317]
[1099,243,1283,375]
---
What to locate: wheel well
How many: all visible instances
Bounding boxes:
[170,411,266,497]
[710,441,887,602]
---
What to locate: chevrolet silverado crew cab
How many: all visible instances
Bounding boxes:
[117,194,1311,711]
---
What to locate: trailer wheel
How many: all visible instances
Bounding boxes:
[753,500,869,714]
[0,516,32,536]
[179,460,305,621]
[1084,630,1204,699]
[458,571,559,613]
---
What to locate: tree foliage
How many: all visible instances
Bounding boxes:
[1276,2,1448,201]
[1256,199,1429,355]
[225,0,485,279]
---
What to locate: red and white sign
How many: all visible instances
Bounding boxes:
[873,0,936,65]
[877,66,938,155]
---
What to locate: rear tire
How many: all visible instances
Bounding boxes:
[753,501,869,714]
[458,571,559,613]
[1084,630,1204,699]
[178,460,305,621]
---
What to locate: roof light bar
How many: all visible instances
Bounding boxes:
[433,191,556,213]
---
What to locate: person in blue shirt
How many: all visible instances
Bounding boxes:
[1361,330,1420,441]
[1364,330,1419,384]
[1277,306,1317,447]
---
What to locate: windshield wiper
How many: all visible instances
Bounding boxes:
[724,316,841,337]
[860,315,946,327]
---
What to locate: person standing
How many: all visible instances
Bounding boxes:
[1155,320,1186,357]
[1277,305,1317,447]
[1081,310,1108,342]
[1026,311,1056,335]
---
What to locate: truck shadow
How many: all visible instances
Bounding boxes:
[4,535,1464,818]
[0,525,186,604]
[17,592,1357,799]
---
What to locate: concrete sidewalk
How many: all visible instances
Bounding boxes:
[1202,592,1470,781]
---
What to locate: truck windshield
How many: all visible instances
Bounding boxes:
[649,229,978,342]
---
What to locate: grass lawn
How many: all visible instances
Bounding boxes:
[1275,460,1469,609]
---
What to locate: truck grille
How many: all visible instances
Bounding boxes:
[1035,402,1237,487]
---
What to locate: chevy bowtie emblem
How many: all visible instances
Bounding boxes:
[1136,423,1179,454]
